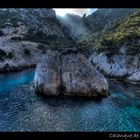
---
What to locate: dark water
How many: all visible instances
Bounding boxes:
[0,69,140,132]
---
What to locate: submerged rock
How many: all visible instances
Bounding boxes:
[33,50,109,97]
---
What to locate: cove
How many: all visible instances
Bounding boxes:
[0,69,140,131]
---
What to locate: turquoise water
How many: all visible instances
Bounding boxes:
[0,69,35,94]
[0,69,140,131]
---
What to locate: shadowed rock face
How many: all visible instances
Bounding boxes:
[33,50,109,97]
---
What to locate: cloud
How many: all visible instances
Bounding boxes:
[54,8,97,17]
[71,9,91,16]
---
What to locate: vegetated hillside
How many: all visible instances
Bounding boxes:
[77,9,140,57]
[58,9,136,42]
[86,9,140,82]
[86,8,137,32]
[98,9,140,56]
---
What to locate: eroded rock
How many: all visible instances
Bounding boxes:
[34,50,61,95]
[33,50,109,97]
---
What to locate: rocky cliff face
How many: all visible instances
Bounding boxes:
[0,38,46,72]
[33,49,109,97]
[0,8,72,40]
[0,8,75,72]
[89,53,140,82]
[0,8,140,92]
[58,13,91,39]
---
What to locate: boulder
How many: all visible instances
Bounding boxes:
[33,50,109,97]
[61,53,109,97]
[34,50,61,95]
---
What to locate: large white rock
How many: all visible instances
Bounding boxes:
[90,53,128,78]
[33,50,109,97]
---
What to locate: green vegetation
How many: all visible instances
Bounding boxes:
[22,31,47,44]
[22,31,75,51]
[99,10,140,55]
[78,9,140,56]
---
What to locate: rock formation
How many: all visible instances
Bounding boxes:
[0,8,72,40]
[0,39,43,72]
[33,49,109,97]
[0,8,74,72]
[34,50,61,95]
[89,53,140,82]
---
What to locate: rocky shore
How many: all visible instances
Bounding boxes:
[89,53,140,83]
[33,49,109,97]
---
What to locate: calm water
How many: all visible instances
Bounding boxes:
[0,69,35,94]
[0,69,140,132]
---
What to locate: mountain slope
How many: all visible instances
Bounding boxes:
[98,9,140,56]
[86,8,137,32]
[0,8,75,72]
[0,8,72,40]
[58,13,92,39]
[88,9,140,82]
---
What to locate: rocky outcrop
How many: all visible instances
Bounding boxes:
[61,53,109,96]
[89,52,140,82]
[34,51,61,95]
[90,53,128,79]
[33,50,109,97]
[0,38,46,72]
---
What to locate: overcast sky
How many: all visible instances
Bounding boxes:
[54,8,97,17]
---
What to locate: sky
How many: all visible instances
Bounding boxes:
[54,8,97,17]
